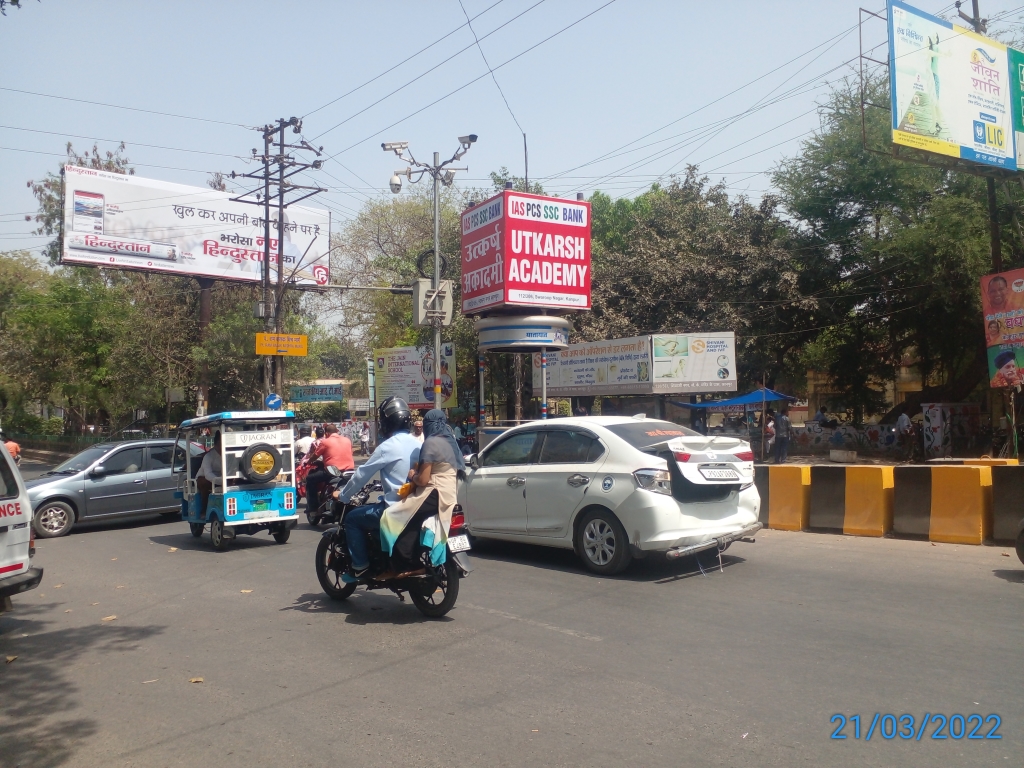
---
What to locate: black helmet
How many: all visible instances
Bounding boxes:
[377,396,412,439]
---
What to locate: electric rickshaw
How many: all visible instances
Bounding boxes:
[174,411,298,550]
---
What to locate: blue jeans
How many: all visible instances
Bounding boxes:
[774,437,789,464]
[344,502,385,570]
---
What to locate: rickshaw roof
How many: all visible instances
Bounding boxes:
[179,411,294,429]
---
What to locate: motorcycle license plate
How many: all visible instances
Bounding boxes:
[699,467,739,481]
[447,534,471,553]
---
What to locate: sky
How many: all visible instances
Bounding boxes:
[3,0,1024,258]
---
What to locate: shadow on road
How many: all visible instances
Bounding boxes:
[146,530,285,552]
[283,591,453,625]
[468,537,748,583]
[68,513,180,537]
[992,568,1024,583]
[0,603,164,768]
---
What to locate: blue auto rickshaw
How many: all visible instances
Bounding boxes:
[175,411,298,550]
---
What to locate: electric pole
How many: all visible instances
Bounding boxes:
[230,118,326,403]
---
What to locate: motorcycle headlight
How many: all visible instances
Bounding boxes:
[633,468,672,495]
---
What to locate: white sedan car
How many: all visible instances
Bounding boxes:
[460,416,762,574]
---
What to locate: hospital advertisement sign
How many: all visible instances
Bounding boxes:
[373,344,457,410]
[62,165,332,285]
[980,268,1024,387]
[888,1,1016,170]
[533,332,737,396]
[460,190,591,314]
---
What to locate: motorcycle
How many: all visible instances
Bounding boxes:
[314,476,472,618]
[306,465,356,527]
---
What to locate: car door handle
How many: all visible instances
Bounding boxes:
[567,474,590,487]
[133,479,145,484]
[506,476,526,487]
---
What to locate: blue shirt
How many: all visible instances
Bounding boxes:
[339,431,421,506]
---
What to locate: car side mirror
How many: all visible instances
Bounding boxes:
[90,465,107,478]
[468,454,479,470]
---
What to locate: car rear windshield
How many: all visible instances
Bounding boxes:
[604,420,700,451]
[52,445,116,473]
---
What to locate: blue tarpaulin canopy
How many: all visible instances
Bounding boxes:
[670,387,796,411]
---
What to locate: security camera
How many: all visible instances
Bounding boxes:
[459,134,478,145]
[381,141,409,153]
[389,174,403,194]
[311,160,323,170]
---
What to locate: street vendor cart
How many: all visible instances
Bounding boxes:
[174,411,298,550]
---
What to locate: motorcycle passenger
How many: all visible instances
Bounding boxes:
[294,425,314,461]
[380,409,466,569]
[336,397,420,581]
[305,424,355,513]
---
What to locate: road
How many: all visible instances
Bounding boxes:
[1,464,1022,767]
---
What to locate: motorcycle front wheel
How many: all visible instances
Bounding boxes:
[316,533,356,600]
[410,560,460,618]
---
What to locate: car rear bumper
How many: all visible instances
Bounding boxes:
[664,522,763,560]
[0,566,44,598]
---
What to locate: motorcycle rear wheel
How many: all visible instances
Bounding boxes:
[306,507,321,527]
[410,561,460,618]
[316,533,356,600]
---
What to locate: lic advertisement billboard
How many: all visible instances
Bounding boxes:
[888,1,1016,170]
[62,165,332,285]
[460,190,591,314]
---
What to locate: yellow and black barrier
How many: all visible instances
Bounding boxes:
[758,462,1005,544]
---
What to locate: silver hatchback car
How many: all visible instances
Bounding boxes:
[26,440,205,538]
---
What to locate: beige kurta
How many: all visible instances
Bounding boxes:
[379,461,458,557]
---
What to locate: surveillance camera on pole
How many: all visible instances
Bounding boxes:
[389,173,403,194]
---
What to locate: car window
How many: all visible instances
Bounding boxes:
[482,431,539,467]
[604,420,700,451]
[53,445,115,474]
[148,445,173,470]
[101,447,144,475]
[538,431,602,464]
[0,454,18,500]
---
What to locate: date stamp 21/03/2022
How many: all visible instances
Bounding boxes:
[830,713,1002,741]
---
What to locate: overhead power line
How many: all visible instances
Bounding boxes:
[0,124,243,159]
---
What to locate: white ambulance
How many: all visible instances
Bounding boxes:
[0,445,42,613]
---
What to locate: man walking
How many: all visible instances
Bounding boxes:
[774,405,791,464]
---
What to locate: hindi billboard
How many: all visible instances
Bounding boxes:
[888,1,1016,170]
[373,344,457,410]
[62,165,332,285]
[533,332,737,396]
[980,268,1024,387]
[461,190,591,314]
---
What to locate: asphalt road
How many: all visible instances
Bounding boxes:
[1,467,1022,767]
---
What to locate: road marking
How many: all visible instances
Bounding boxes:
[461,603,602,641]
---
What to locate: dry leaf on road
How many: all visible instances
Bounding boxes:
[240,590,253,594]
[116,585,125,589]
[142,679,158,684]
[64,609,72,613]
[1001,552,1010,557]
[5,656,16,664]
[189,677,204,683]
[54,584,63,588]
[111,558,117,561]
[168,547,178,552]
[90,602,99,606]
[101,615,117,622]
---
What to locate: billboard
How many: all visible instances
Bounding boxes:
[289,384,344,403]
[62,165,331,285]
[373,343,457,409]
[980,268,1024,387]
[888,1,1016,170]
[533,333,737,396]
[460,190,591,314]
[1009,46,1024,167]
[255,333,308,357]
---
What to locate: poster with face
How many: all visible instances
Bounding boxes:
[980,268,1024,387]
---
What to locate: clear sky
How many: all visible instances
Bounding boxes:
[2,0,1023,257]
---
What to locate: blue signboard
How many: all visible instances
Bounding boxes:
[265,393,283,409]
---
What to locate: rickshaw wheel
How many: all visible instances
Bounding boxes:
[210,519,228,551]
[272,526,291,544]
[189,523,204,538]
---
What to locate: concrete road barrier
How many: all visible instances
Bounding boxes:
[893,465,932,537]
[767,465,810,531]
[753,465,770,527]
[991,465,1024,543]
[808,465,846,531]
[928,465,991,545]
[843,466,894,537]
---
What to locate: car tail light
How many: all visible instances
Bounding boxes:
[634,469,672,495]
[734,451,754,462]
[673,451,691,463]
[29,526,35,558]
[284,492,295,511]
[226,497,237,516]
[450,510,465,534]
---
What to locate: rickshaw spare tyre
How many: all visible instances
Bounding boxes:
[240,443,282,482]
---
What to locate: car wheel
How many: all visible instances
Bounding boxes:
[210,518,228,551]
[1016,529,1024,566]
[575,508,632,575]
[189,523,205,538]
[34,501,75,538]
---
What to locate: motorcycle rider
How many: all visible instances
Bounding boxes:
[335,396,420,582]
[305,424,355,513]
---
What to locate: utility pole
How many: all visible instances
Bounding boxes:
[957,0,1002,272]
[230,117,326,403]
[383,135,478,406]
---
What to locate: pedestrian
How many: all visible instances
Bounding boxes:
[573,404,588,417]
[412,419,425,444]
[773,405,791,464]
[359,421,370,455]
[2,432,21,465]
